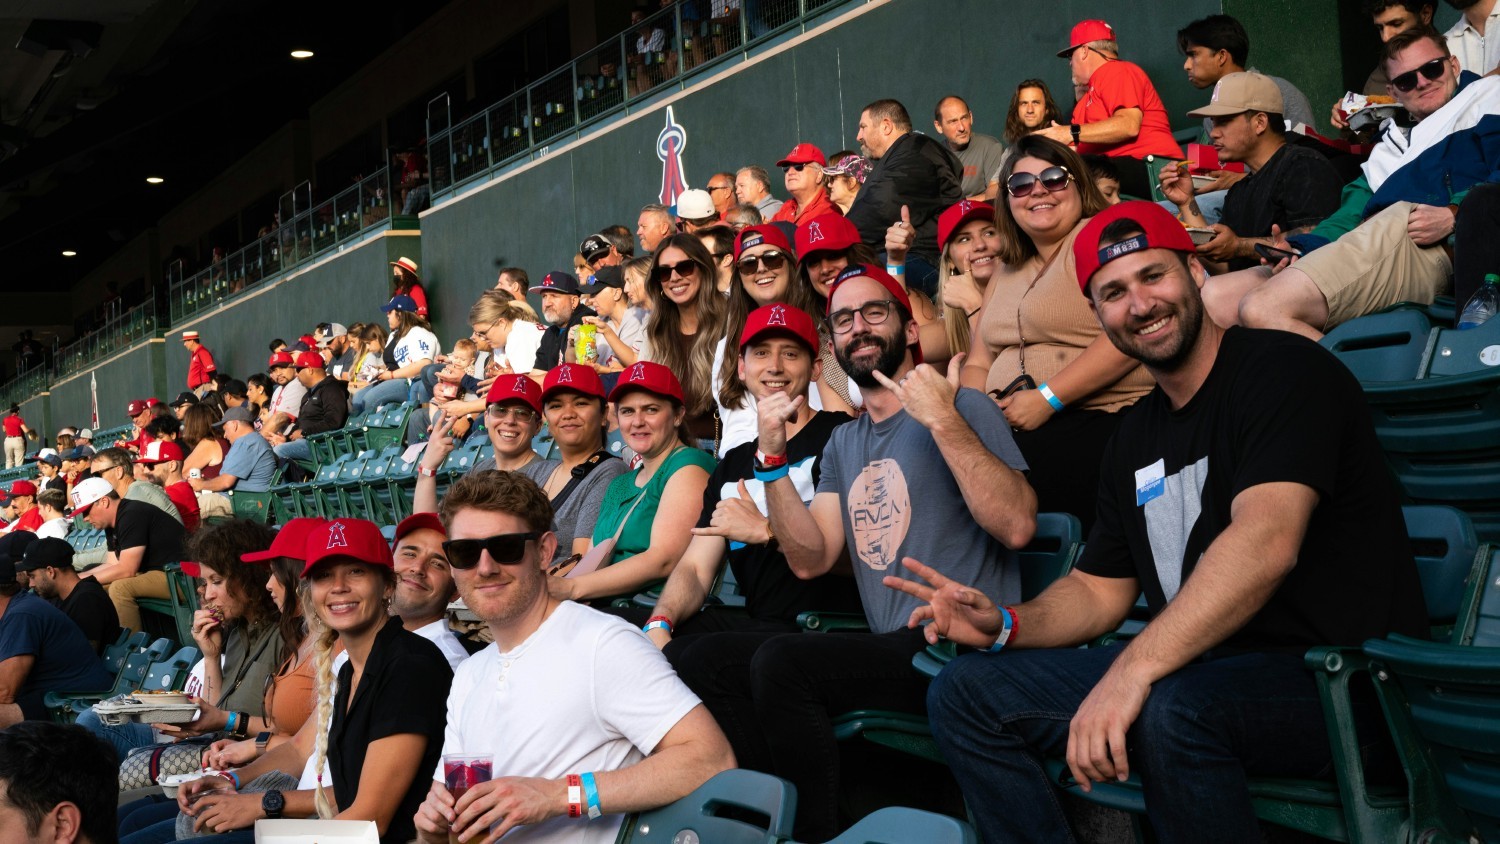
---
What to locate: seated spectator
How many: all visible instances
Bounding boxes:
[138,440,201,532]
[1041,20,1185,197]
[181,404,231,485]
[552,363,714,606]
[470,290,545,376]
[270,351,350,470]
[18,537,118,655]
[1082,154,1124,204]
[1,480,42,535]
[1158,72,1343,273]
[961,137,1153,529]
[1,722,118,842]
[934,95,1006,201]
[913,200,1427,843]
[637,204,676,254]
[580,266,647,370]
[735,166,783,219]
[351,296,439,414]
[529,272,596,377]
[1213,28,1498,339]
[190,407,279,494]
[694,224,738,294]
[173,519,451,844]
[724,201,763,230]
[0,532,113,727]
[822,150,868,215]
[416,376,558,515]
[642,235,729,449]
[675,188,719,233]
[771,143,839,224]
[414,470,733,844]
[32,488,69,539]
[348,323,389,394]
[846,98,963,297]
[389,256,429,318]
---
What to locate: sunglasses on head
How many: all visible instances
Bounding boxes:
[737,251,789,274]
[441,532,541,569]
[1005,165,1073,198]
[652,260,699,282]
[1389,57,1447,93]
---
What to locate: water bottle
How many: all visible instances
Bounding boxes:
[1458,273,1500,329]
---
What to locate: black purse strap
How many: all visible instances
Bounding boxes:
[550,450,617,511]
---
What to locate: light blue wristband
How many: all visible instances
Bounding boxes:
[1037,383,1065,412]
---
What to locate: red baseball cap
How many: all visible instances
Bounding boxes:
[301,518,394,576]
[1073,200,1197,296]
[827,264,923,365]
[541,364,606,403]
[242,517,329,563]
[777,142,827,168]
[609,361,685,405]
[733,224,794,261]
[126,400,148,416]
[740,303,820,354]
[137,440,185,465]
[484,374,543,415]
[796,214,860,260]
[267,351,295,370]
[293,350,325,370]
[8,480,36,497]
[1059,19,1116,57]
[395,512,446,542]
[937,200,995,253]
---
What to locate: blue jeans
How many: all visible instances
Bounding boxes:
[350,377,409,414]
[78,707,155,759]
[928,643,1375,844]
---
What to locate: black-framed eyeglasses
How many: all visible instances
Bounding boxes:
[737,251,789,274]
[829,300,898,334]
[652,260,699,283]
[441,532,541,569]
[1005,166,1073,199]
[1389,57,1447,93]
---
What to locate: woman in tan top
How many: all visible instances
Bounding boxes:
[961,137,1154,530]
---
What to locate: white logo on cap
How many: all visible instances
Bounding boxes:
[325,522,348,550]
[628,362,648,382]
[767,304,788,326]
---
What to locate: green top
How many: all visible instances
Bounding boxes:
[591,446,717,569]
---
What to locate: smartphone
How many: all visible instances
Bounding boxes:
[1254,243,1302,264]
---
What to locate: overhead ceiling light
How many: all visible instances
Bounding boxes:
[61,250,76,257]
[290,49,314,59]
[145,176,164,184]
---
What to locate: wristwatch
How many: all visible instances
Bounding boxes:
[1069,123,1081,145]
[262,789,285,819]
[255,731,272,753]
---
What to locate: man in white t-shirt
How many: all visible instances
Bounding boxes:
[414,471,733,844]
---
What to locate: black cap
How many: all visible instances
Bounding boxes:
[579,234,612,262]
[581,265,625,295]
[16,537,71,572]
[171,391,200,408]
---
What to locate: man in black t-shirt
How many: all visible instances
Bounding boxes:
[17,538,119,655]
[901,202,1427,843]
[73,476,186,633]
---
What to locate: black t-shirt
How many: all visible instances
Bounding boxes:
[695,411,862,622]
[1077,327,1428,653]
[1219,143,1343,272]
[533,305,597,372]
[58,579,120,655]
[330,616,452,844]
[297,376,350,436]
[106,498,186,573]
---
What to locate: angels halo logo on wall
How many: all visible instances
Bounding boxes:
[656,106,689,209]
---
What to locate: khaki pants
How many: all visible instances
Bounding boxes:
[4,436,23,469]
[1295,201,1453,329]
[108,570,169,634]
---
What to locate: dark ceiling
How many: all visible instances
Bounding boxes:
[0,0,450,299]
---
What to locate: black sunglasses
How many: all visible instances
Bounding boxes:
[652,260,699,282]
[737,251,789,274]
[1005,165,1073,198]
[1389,58,1447,93]
[441,532,540,569]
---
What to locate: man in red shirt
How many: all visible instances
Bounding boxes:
[182,331,217,397]
[137,439,199,532]
[1039,19,1184,198]
[1,481,42,535]
[771,143,841,225]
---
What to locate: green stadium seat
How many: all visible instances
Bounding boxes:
[808,806,976,844]
[615,769,796,844]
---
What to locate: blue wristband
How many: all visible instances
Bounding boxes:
[754,464,790,483]
[1037,383,1065,412]
[580,771,602,819]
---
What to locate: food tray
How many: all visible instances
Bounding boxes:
[92,697,200,726]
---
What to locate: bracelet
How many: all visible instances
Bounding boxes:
[1037,383,1065,412]
[885,263,905,276]
[580,771,602,819]
[566,774,584,818]
[218,770,241,790]
[753,463,790,483]
[645,615,674,632]
[988,606,1019,652]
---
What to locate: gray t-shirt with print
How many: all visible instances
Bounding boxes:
[815,387,1028,634]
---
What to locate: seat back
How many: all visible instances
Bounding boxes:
[1019,512,1083,602]
[617,769,796,844]
[1320,308,1433,383]
[818,806,977,844]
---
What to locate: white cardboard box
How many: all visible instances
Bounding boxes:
[252,819,379,843]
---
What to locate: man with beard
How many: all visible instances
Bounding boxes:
[726,265,1034,841]
[904,201,1426,843]
[389,513,470,667]
[527,271,595,379]
[413,471,733,844]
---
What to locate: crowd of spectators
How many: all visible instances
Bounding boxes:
[0,4,1496,841]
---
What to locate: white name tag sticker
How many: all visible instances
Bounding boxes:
[1135,458,1166,507]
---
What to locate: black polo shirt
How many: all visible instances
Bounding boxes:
[296,375,350,437]
[330,615,452,844]
[107,498,185,573]
[58,578,120,655]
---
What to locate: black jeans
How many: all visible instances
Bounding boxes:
[670,626,930,841]
[1453,181,1500,320]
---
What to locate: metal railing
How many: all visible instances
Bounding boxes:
[169,169,393,325]
[429,0,849,196]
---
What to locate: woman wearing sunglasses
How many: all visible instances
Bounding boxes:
[533,364,626,564]
[959,136,1154,531]
[414,375,558,515]
[710,225,836,455]
[549,362,713,606]
[642,234,727,451]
